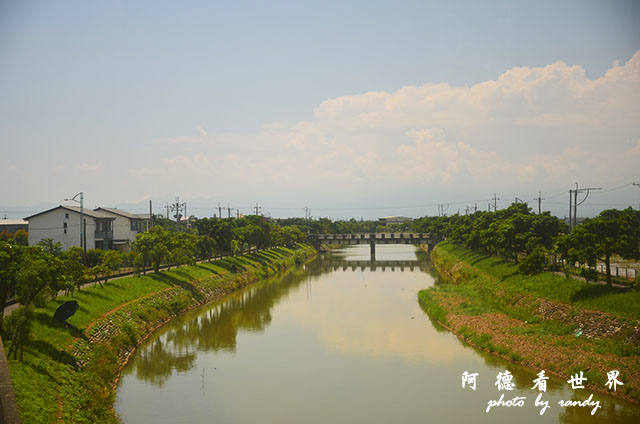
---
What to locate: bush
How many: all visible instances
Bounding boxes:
[518,248,547,275]
[579,267,599,283]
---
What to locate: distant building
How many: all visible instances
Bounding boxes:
[563,217,586,227]
[0,219,28,235]
[94,208,151,251]
[25,206,149,251]
[378,216,413,225]
[25,206,116,250]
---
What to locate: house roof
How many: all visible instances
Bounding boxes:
[24,205,115,220]
[95,207,149,220]
[0,219,28,226]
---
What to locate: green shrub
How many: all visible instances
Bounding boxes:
[518,248,547,275]
[579,267,599,283]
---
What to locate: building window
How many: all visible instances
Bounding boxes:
[65,213,69,219]
[63,222,67,234]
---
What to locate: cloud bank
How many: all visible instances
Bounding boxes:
[131,51,640,214]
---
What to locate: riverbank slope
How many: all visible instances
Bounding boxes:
[419,241,640,404]
[5,244,316,424]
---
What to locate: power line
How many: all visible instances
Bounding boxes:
[569,183,601,229]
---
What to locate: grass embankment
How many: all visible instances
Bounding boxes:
[6,245,316,424]
[419,241,640,404]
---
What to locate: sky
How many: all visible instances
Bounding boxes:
[1,0,639,220]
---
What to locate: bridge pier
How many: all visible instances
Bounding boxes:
[370,241,376,260]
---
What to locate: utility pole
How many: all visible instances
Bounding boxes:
[570,183,601,229]
[170,197,187,226]
[634,183,640,209]
[573,184,578,229]
[474,203,477,213]
[534,191,544,214]
[303,206,310,220]
[227,204,232,218]
[218,203,223,219]
[254,202,261,216]
[65,192,85,264]
[568,190,573,230]
[149,200,153,229]
[166,203,170,219]
[492,193,499,211]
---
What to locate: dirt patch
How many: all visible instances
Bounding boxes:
[537,298,640,345]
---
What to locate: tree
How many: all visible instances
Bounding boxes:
[196,235,216,261]
[166,232,197,269]
[85,249,103,267]
[8,247,63,360]
[60,246,90,294]
[233,225,264,252]
[0,230,12,242]
[195,218,236,255]
[37,238,62,256]
[519,247,547,275]
[13,230,28,246]
[281,225,306,247]
[62,257,91,294]
[94,250,122,286]
[562,208,640,287]
[132,226,170,272]
[0,240,24,332]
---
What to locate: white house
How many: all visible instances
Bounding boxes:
[25,206,116,251]
[94,208,151,251]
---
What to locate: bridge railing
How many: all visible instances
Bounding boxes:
[309,233,430,241]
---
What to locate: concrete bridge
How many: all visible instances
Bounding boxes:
[307,233,436,259]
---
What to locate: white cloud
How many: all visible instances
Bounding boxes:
[127,50,640,214]
[77,162,104,173]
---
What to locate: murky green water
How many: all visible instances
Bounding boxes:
[115,245,640,423]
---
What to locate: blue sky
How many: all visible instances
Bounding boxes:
[1,0,639,219]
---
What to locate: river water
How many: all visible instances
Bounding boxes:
[115,245,640,423]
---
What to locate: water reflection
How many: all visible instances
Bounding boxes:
[314,259,429,273]
[558,391,640,423]
[280,254,474,363]
[133,339,196,387]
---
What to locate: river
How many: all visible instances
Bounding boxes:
[115,245,640,423]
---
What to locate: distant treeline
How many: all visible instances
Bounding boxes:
[412,203,640,286]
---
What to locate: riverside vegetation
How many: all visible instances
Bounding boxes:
[420,241,640,404]
[4,244,315,423]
